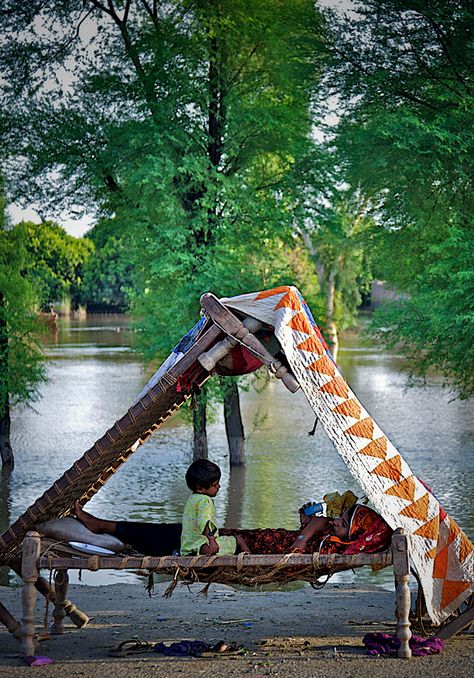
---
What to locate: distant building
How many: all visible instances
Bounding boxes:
[370,281,406,309]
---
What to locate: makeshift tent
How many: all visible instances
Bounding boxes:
[0,286,472,654]
[222,286,473,624]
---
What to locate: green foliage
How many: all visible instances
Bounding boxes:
[0,225,47,410]
[291,141,377,331]
[372,226,474,399]
[0,0,323,365]
[325,0,474,395]
[15,221,93,310]
[81,219,134,310]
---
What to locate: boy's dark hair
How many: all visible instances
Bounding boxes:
[185,459,221,491]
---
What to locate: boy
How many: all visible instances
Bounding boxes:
[181,460,249,556]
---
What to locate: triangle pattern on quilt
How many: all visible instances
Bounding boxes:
[459,533,474,563]
[371,455,402,482]
[358,437,388,460]
[287,312,313,335]
[441,580,471,611]
[307,354,336,377]
[254,286,291,300]
[332,398,361,420]
[385,475,415,502]
[296,335,324,354]
[319,377,349,400]
[274,291,301,311]
[399,493,430,522]
[414,514,440,540]
[345,418,374,439]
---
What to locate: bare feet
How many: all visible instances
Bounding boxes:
[74,501,106,534]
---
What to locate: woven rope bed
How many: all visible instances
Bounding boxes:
[2,290,469,660]
[35,540,393,589]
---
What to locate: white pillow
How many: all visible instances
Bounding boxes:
[37,517,125,552]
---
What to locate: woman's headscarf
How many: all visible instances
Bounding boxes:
[320,505,393,555]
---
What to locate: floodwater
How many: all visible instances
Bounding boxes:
[2,315,473,589]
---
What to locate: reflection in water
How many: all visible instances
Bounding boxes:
[224,465,246,529]
[2,316,473,588]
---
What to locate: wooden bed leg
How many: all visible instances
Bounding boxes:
[0,600,21,637]
[51,570,69,635]
[392,529,412,658]
[21,531,41,658]
[35,575,89,627]
[63,599,89,628]
[12,562,90,629]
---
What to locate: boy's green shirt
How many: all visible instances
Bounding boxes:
[181,493,236,556]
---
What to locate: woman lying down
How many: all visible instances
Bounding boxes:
[221,503,392,556]
[73,495,392,558]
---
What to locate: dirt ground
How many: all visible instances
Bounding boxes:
[1,581,472,676]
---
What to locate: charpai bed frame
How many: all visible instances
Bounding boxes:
[0,293,471,660]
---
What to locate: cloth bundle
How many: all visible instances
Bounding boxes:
[323,490,358,518]
[153,640,242,657]
[363,632,444,656]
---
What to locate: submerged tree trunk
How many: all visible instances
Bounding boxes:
[222,379,245,466]
[0,292,13,472]
[192,391,208,460]
[224,464,246,527]
[0,405,13,473]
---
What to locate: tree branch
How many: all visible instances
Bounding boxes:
[93,0,160,117]
[123,0,132,24]
[399,16,466,100]
[426,15,471,94]
[226,44,259,92]
[88,0,114,18]
[140,0,161,33]
[222,127,261,176]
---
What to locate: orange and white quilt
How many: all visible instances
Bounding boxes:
[224,285,473,625]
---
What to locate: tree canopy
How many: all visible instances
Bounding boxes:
[0,192,47,467]
[1,0,324,351]
[1,0,472,400]
[324,0,474,396]
[16,221,93,310]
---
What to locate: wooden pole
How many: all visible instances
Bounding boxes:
[192,391,208,460]
[437,604,474,640]
[38,550,392,570]
[36,575,89,627]
[63,599,89,628]
[21,531,41,658]
[51,569,69,635]
[223,379,245,466]
[11,561,90,629]
[200,294,300,392]
[392,529,412,658]
[0,600,21,637]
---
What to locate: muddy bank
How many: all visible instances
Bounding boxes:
[0,581,472,676]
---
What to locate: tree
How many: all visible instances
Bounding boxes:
[0,215,47,471]
[324,0,474,396]
[292,142,375,359]
[0,0,323,456]
[81,219,134,311]
[370,226,474,398]
[17,221,93,311]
